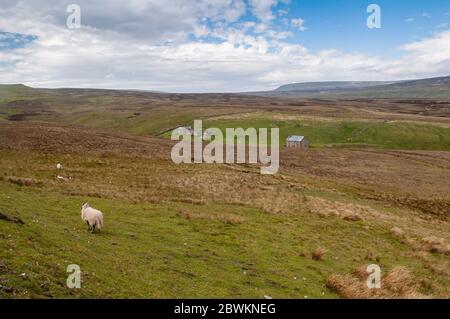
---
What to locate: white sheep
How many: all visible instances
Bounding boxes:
[56,163,63,169]
[81,203,104,233]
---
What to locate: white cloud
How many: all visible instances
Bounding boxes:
[249,0,279,23]
[405,18,414,23]
[1,1,450,92]
[0,0,248,42]
[390,30,450,77]
[291,18,306,31]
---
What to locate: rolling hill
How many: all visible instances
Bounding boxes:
[274,81,396,93]
[249,76,450,99]
[0,81,449,299]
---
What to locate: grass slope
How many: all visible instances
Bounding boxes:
[263,76,450,99]
[203,116,450,150]
[0,123,449,298]
[0,173,440,299]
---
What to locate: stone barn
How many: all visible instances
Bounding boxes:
[286,135,309,148]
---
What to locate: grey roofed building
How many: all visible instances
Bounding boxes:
[286,135,309,148]
[286,135,305,142]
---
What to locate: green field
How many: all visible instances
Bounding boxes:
[200,116,450,150]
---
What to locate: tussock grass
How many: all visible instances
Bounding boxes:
[391,227,405,238]
[312,248,326,261]
[306,196,369,222]
[422,236,450,256]
[326,266,429,299]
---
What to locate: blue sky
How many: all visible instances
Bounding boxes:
[216,0,450,57]
[0,32,37,50]
[1,0,450,92]
[285,0,450,56]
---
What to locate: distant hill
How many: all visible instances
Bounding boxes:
[0,84,32,93]
[274,81,395,93]
[2,75,450,99]
[249,76,450,99]
[0,84,37,102]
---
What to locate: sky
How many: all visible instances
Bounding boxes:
[0,0,450,92]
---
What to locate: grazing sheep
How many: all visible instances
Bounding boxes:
[81,203,104,233]
[56,163,63,169]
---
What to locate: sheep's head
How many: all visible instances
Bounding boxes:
[82,202,90,210]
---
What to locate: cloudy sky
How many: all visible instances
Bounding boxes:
[1,0,450,92]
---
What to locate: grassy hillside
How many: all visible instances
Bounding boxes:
[202,114,450,150]
[0,85,449,299]
[0,122,449,298]
[0,182,389,298]
[275,81,395,93]
[0,84,36,103]
[254,76,450,99]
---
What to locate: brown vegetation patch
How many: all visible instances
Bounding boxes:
[176,198,207,206]
[418,253,450,278]
[1,176,42,187]
[361,192,450,219]
[421,236,450,256]
[390,226,450,257]
[312,248,326,261]
[177,210,245,225]
[390,227,405,238]
[306,196,370,221]
[282,148,450,219]
[0,122,171,157]
[326,266,429,299]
